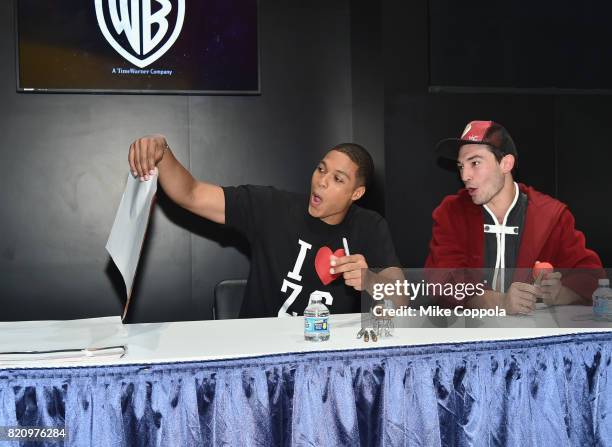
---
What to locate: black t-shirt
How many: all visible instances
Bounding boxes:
[223,185,400,318]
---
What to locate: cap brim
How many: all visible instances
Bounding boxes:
[435,138,491,161]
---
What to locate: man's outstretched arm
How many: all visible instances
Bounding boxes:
[128,134,226,224]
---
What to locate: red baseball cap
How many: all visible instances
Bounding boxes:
[436,120,518,162]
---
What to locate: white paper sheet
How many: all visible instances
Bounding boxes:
[0,316,128,365]
[106,171,157,318]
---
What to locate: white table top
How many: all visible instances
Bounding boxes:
[3,306,610,369]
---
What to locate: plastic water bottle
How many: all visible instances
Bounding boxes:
[304,291,331,342]
[592,278,612,321]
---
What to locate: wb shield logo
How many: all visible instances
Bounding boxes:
[95,0,185,68]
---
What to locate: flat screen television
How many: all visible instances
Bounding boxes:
[16,0,259,94]
[428,0,612,93]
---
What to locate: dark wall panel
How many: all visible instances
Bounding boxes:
[556,96,612,266]
[350,0,385,214]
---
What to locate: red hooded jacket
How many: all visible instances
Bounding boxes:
[425,183,603,298]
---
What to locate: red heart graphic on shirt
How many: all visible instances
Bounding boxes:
[315,246,346,285]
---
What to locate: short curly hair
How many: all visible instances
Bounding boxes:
[329,143,374,187]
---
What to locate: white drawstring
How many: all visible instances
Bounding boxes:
[483,182,520,293]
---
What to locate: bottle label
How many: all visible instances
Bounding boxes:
[593,296,607,316]
[304,317,329,334]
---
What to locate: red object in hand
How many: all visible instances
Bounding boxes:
[315,246,346,285]
[533,261,554,280]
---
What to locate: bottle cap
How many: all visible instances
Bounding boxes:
[309,291,333,306]
[598,278,610,287]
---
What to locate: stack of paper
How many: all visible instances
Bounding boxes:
[0,316,128,365]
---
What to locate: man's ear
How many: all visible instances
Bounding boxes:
[351,185,366,201]
[500,154,515,174]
